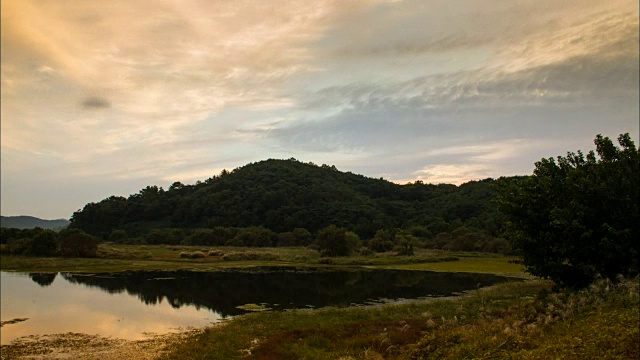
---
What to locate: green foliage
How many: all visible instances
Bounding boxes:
[108,229,127,242]
[232,226,277,247]
[394,233,419,256]
[498,134,639,288]
[180,229,219,246]
[69,159,504,243]
[316,225,360,257]
[145,228,184,245]
[58,230,99,257]
[1,227,59,256]
[368,229,396,253]
[31,230,59,256]
[6,238,34,255]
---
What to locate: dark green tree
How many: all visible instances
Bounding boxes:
[316,225,360,256]
[498,133,639,288]
[108,229,128,243]
[59,230,99,257]
[31,230,58,256]
[367,229,395,253]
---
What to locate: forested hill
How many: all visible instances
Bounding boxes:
[70,159,506,239]
[0,216,70,230]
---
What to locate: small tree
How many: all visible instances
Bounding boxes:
[316,225,359,257]
[31,230,59,256]
[59,231,99,257]
[108,229,127,243]
[292,228,313,246]
[394,233,419,256]
[498,133,639,288]
[367,229,395,253]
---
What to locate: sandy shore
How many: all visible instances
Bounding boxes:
[0,330,201,360]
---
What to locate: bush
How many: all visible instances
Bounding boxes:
[183,229,220,246]
[108,229,127,243]
[59,231,99,257]
[316,225,360,257]
[179,251,206,259]
[233,227,277,247]
[7,238,33,255]
[31,230,58,256]
[145,228,184,245]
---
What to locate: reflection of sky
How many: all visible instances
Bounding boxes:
[0,272,222,345]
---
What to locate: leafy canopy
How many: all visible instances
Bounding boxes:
[498,133,639,288]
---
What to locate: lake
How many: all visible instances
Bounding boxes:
[0,268,515,345]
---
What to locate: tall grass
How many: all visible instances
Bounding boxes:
[161,277,638,360]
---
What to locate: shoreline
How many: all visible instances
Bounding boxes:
[0,328,206,360]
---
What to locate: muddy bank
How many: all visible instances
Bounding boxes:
[0,330,201,360]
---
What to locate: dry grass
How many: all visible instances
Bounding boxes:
[160,277,638,360]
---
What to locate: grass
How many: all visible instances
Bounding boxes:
[0,244,521,274]
[159,277,638,360]
[2,244,635,359]
[389,255,526,277]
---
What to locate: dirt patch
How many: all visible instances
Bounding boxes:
[0,330,202,360]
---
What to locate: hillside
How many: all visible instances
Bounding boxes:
[70,159,506,240]
[0,216,69,230]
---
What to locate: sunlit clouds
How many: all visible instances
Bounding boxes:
[1,0,638,218]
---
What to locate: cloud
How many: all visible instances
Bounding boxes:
[81,96,111,109]
[1,0,637,218]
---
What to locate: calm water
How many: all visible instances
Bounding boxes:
[0,268,514,345]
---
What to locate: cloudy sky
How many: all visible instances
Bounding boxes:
[2,0,638,220]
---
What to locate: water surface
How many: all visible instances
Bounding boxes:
[0,268,514,345]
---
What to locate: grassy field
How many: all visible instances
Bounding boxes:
[157,276,638,359]
[0,244,524,274]
[6,245,633,359]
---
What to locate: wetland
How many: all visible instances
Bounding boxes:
[0,267,515,345]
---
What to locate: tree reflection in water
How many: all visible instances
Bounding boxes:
[29,273,57,287]
[58,268,517,317]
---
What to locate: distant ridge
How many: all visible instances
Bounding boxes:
[0,215,70,230]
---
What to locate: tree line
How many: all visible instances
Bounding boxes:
[0,227,99,257]
[3,133,637,289]
[68,158,505,250]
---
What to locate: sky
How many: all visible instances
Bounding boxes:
[1,0,638,220]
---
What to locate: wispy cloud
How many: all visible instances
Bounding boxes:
[1,0,637,218]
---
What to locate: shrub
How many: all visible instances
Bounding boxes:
[108,229,127,243]
[31,230,59,256]
[183,229,217,246]
[179,251,206,259]
[316,225,360,257]
[7,238,33,255]
[190,251,206,259]
[145,228,184,245]
[58,231,99,257]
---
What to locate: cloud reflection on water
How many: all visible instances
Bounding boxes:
[0,272,221,345]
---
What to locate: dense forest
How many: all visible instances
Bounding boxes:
[66,159,510,252]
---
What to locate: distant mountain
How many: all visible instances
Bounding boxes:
[70,159,508,239]
[0,216,70,230]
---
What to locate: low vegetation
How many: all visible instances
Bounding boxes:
[160,276,638,360]
[1,244,520,274]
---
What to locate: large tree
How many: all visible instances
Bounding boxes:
[498,133,639,288]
